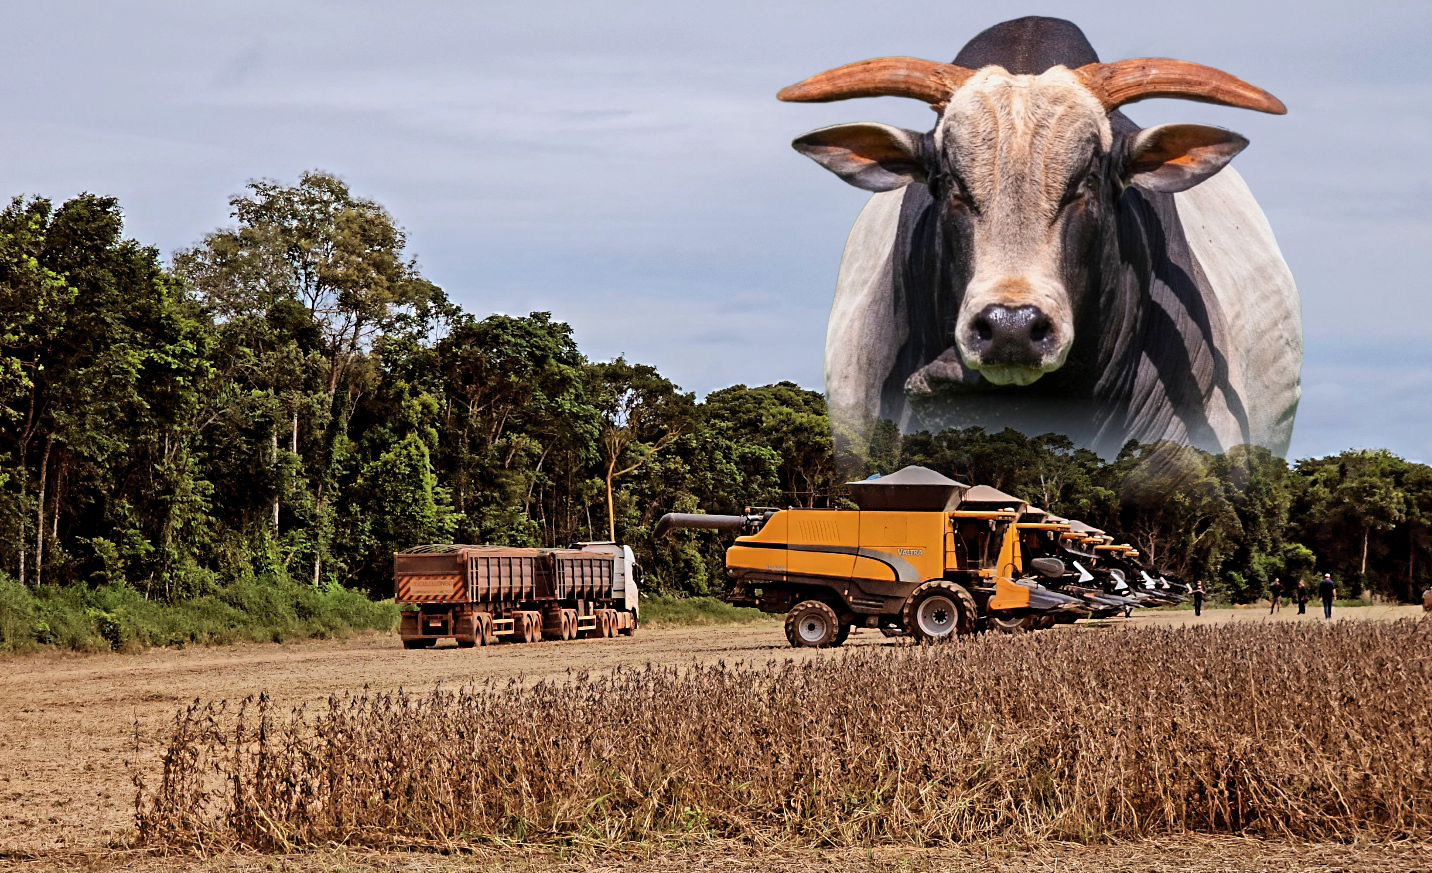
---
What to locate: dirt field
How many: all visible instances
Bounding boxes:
[2,604,1426,870]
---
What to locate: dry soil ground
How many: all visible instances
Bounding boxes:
[2,604,1426,872]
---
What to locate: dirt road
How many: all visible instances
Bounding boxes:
[1,605,1424,861]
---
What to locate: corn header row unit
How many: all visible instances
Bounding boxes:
[656,465,1185,647]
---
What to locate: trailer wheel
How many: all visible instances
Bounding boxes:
[559,608,577,640]
[600,609,618,638]
[784,600,839,648]
[454,612,480,648]
[904,581,976,642]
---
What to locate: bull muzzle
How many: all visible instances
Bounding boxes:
[955,279,1073,386]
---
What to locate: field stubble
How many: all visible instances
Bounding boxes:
[135,618,1432,854]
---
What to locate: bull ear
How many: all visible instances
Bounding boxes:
[1125,124,1248,193]
[792,123,927,192]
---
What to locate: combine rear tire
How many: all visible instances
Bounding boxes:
[785,600,839,648]
[990,614,1034,634]
[904,581,977,642]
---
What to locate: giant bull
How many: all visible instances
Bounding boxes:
[783,17,1300,458]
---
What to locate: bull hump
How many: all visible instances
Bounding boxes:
[953,17,1100,74]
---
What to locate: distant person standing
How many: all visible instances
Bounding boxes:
[1319,573,1336,619]
[1296,578,1309,615]
[1269,577,1283,614]
[1193,580,1206,617]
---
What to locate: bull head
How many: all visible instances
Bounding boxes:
[781,56,1285,388]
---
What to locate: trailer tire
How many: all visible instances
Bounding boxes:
[513,611,536,643]
[601,609,618,638]
[475,612,495,645]
[904,581,977,642]
[560,608,577,640]
[785,600,840,648]
[455,612,480,647]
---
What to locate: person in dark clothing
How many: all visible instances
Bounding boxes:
[1296,578,1309,615]
[1269,577,1283,614]
[1193,580,1206,617]
[1319,573,1336,619]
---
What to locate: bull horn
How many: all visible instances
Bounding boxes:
[1075,58,1287,115]
[778,57,976,110]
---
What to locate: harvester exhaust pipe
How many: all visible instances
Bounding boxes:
[654,513,752,538]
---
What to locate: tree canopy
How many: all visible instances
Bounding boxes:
[2,178,1428,605]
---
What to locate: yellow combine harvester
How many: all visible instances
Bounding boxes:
[656,466,1082,646]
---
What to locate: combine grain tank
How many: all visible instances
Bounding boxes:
[394,542,639,649]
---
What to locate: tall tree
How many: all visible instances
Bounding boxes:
[175,172,442,584]
[586,359,691,542]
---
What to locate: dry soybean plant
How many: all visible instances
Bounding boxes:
[136,619,1432,851]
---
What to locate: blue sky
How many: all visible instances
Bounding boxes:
[3,1,1428,462]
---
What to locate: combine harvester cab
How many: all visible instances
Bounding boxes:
[393,543,639,649]
[656,465,1082,647]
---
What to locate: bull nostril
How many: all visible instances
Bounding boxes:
[970,303,1058,367]
[1029,317,1051,344]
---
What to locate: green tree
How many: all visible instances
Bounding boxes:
[176,171,443,585]
[586,359,692,542]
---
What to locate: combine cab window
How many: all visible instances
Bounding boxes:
[954,519,1007,570]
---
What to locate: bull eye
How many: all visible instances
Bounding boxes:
[1060,173,1099,210]
[931,172,973,212]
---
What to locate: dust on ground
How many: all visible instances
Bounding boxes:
[1,605,1424,863]
[13,837,1432,872]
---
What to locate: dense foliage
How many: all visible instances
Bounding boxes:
[1,175,1428,646]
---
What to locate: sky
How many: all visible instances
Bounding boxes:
[2,1,1429,462]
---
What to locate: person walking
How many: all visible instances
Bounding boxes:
[1193,580,1206,617]
[1269,577,1283,614]
[1296,578,1309,615]
[1319,573,1336,619]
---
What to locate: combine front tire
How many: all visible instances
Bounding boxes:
[785,600,840,648]
[904,581,977,642]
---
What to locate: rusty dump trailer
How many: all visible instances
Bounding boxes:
[394,542,639,648]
